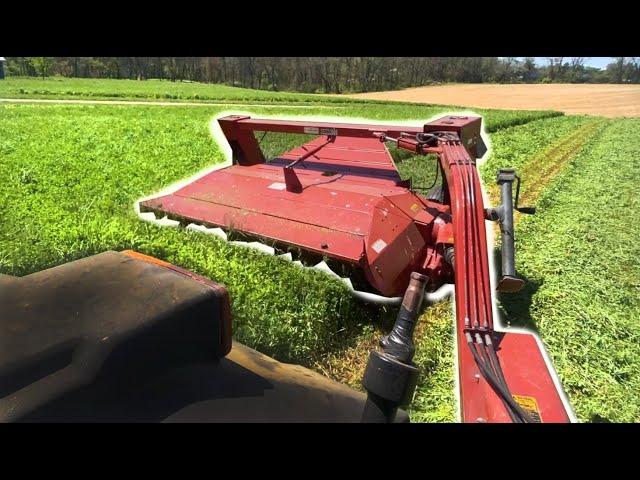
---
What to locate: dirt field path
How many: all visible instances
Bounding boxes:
[349,84,640,117]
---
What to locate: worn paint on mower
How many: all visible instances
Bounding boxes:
[139,114,573,423]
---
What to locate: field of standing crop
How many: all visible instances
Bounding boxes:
[0,77,350,104]
[0,77,562,130]
[1,83,638,422]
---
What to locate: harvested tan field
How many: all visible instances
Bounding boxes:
[349,84,640,117]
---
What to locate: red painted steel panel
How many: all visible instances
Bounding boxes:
[179,170,375,235]
[457,330,570,423]
[229,116,424,139]
[365,197,427,296]
[275,136,402,182]
[140,132,435,295]
[142,193,365,263]
[424,116,484,158]
[496,333,570,422]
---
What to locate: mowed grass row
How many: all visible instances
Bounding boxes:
[390,114,598,193]
[0,78,561,132]
[503,119,640,422]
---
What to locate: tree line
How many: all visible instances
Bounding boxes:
[4,57,639,92]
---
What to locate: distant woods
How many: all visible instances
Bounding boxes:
[4,57,640,92]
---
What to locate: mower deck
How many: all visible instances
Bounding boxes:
[141,135,443,296]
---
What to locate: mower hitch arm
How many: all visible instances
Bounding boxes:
[437,136,536,422]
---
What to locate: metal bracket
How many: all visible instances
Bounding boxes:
[283,135,335,193]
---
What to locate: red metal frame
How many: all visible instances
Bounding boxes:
[437,139,570,423]
[140,115,571,423]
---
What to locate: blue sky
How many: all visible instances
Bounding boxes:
[529,57,615,70]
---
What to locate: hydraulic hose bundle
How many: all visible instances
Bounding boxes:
[440,135,533,423]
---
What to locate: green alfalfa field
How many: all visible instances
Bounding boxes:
[1,80,638,422]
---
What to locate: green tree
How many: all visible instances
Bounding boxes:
[30,57,54,79]
[522,57,537,82]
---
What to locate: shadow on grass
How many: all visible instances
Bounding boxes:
[492,247,542,333]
